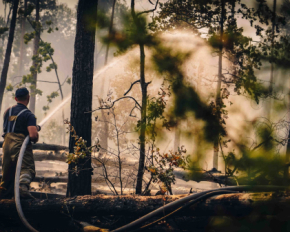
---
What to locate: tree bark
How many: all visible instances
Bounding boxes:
[136,43,147,194]
[29,0,40,114]
[0,0,20,114]
[213,0,225,171]
[67,0,98,197]
[104,0,117,65]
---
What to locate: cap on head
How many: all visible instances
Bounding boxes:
[15,87,29,99]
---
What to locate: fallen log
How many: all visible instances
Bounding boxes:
[0,151,67,165]
[0,192,290,231]
[0,175,112,184]
[182,169,238,186]
[0,141,68,151]
[0,192,289,221]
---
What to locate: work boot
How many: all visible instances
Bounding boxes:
[19,184,35,200]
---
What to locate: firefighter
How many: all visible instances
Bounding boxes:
[0,87,40,199]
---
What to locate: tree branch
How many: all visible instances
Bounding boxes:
[37,80,58,84]
[137,0,159,16]
[252,136,273,151]
[87,96,141,113]
[124,80,140,96]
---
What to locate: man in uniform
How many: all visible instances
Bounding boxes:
[0,87,39,199]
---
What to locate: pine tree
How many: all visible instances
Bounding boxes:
[66,0,98,196]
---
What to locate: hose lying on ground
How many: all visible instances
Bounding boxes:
[112,185,289,232]
[136,190,237,231]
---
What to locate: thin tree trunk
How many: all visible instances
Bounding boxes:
[268,0,277,119]
[129,0,148,195]
[18,0,27,77]
[6,4,13,26]
[104,0,117,65]
[285,92,290,184]
[67,0,98,197]
[213,0,225,170]
[196,60,204,95]
[136,43,147,194]
[100,109,108,150]
[98,86,108,152]
[29,0,40,114]
[4,2,7,21]
[0,0,20,114]
[174,126,181,152]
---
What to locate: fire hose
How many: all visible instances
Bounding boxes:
[15,125,41,232]
[14,136,37,232]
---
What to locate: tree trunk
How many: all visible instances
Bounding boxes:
[285,113,290,183]
[29,0,40,114]
[174,126,181,152]
[268,0,277,119]
[213,0,225,171]
[130,0,148,194]
[67,0,98,197]
[104,0,117,65]
[18,0,27,77]
[136,43,147,194]
[0,0,20,114]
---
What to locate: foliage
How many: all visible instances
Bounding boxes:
[4,2,73,113]
[42,91,59,111]
[152,0,279,104]
[141,85,172,142]
[64,120,100,165]
[145,146,189,194]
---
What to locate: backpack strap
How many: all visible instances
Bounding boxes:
[11,109,28,133]
[6,107,13,133]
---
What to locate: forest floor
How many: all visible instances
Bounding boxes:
[30,159,217,196]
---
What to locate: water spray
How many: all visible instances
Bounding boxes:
[39,54,129,128]
[14,55,129,232]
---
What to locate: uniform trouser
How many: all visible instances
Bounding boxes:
[0,133,35,199]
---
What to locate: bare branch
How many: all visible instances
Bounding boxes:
[124,80,140,96]
[86,96,141,113]
[129,104,138,117]
[38,80,58,84]
[137,0,159,17]
[252,136,273,151]
[61,75,70,86]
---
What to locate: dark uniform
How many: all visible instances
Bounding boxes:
[0,102,37,199]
